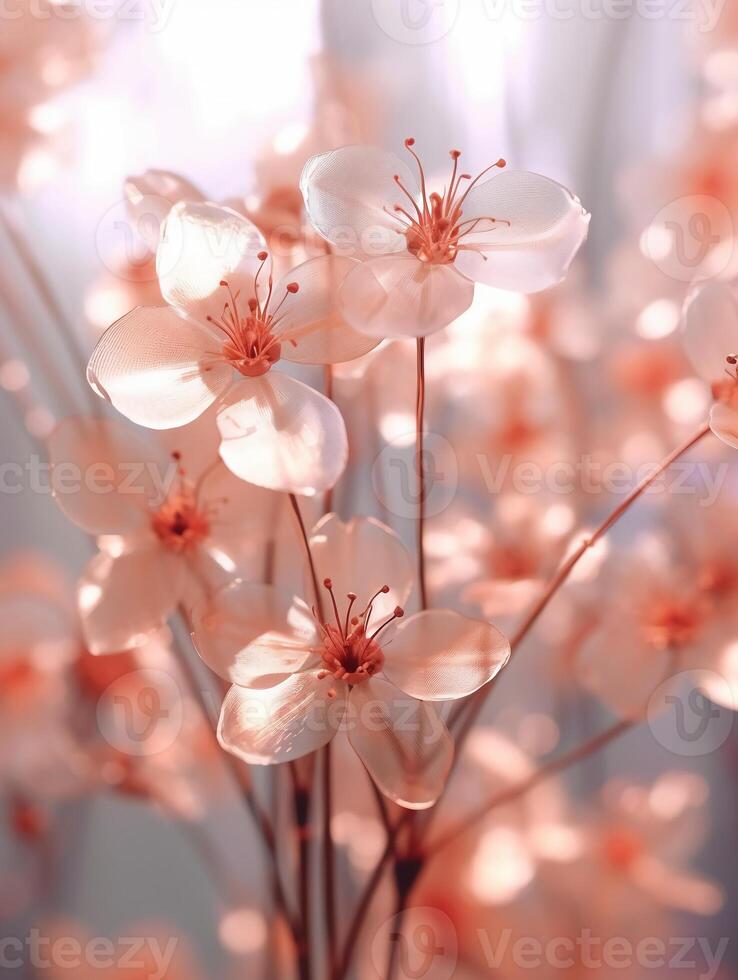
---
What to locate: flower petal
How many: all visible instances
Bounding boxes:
[191,581,319,687]
[158,201,267,323]
[124,169,205,251]
[340,254,474,338]
[709,402,738,449]
[347,678,453,809]
[218,671,347,765]
[0,594,77,671]
[275,255,381,364]
[682,281,738,384]
[48,417,171,535]
[216,373,348,495]
[78,547,183,654]
[87,306,231,429]
[579,624,674,719]
[300,145,417,256]
[383,609,510,701]
[308,514,414,623]
[453,171,590,293]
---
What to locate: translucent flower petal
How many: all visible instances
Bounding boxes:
[454,171,590,293]
[218,671,347,765]
[48,417,171,535]
[124,169,205,251]
[158,201,268,324]
[300,145,417,256]
[348,678,453,809]
[682,281,738,383]
[87,306,231,429]
[216,373,348,495]
[192,581,319,687]
[275,255,380,364]
[709,402,738,449]
[340,254,474,338]
[383,609,510,701]
[309,514,414,623]
[78,547,183,654]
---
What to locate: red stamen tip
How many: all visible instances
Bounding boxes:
[257,251,268,261]
[347,592,357,601]
[323,578,333,589]
[171,451,181,460]
[405,137,416,147]
[286,282,299,294]
[496,158,506,168]
[727,356,737,365]
[219,279,229,287]
[394,606,405,618]
[450,149,461,159]
[380,585,390,594]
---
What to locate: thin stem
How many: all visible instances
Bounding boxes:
[416,338,427,610]
[333,422,713,979]
[335,719,634,980]
[324,363,334,515]
[322,742,337,975]
[290,762,313,980]
[332,835,395,980]
[448,421,712,739]
[386,901,407,980]
[428,719,635,855]
[289,492,324,621]
[176,608,298,940]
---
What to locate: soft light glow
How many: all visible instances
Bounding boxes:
[636,299,680,339]
[219,908,267,955]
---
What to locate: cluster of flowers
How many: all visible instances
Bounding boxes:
[3,5,738,978]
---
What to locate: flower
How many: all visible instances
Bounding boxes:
[682,279,738,448]
[0,1,101,189]
[0,552,91,800]
[87,202,378,495]
[300,140,590,338]
[48,416,278,654]
[577,533,738,718]
[192,515,510,809]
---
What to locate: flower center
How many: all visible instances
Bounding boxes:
[602,828,643,871]
[205,252,299,378]
[641,596,704,651]
[150,452,215,553]
[390,138,510,265]
[315,579,404,690]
